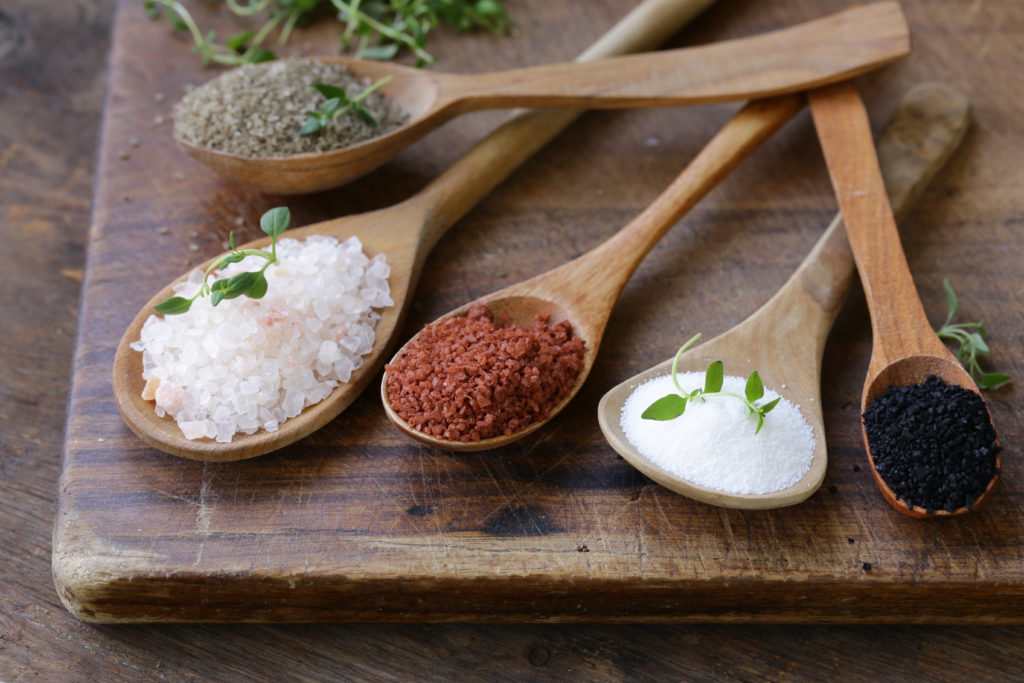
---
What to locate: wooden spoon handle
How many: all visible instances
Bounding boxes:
[759,83,971,350]
[413,0,719,248]
[549,93,803,327]
[436,2,908,111]
[809,81,951,372]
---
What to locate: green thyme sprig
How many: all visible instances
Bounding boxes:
[936,279,1011,389]
[144,0,280,67]
[641,333,782,434]
[144,0,511,68]
[156,207,291,315]
[300,76,392,135]
[334,0,510,64]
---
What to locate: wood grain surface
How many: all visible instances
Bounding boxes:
[5,0,1024,678]
[55,0,1024,623]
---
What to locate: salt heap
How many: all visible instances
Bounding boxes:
[131,235,392,442]
[620,372,815,495]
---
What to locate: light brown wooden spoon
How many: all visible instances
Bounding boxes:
[381,93,805,451]
[113,0,722,461]
[598,83,972,510]
[809,80,1000,518]
[179,1,910,194]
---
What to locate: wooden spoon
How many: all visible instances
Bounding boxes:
[113,0,722,461]
[809,81,999,518]
[179,1,909,194]
[382,94,805,451]
[598,83,972,510]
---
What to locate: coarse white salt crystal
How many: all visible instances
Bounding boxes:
[180,420,209,440]
[135,235,392,442]
[620,372,815,495]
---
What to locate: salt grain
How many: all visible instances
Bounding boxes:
[132,235,393,442]
[620,372,814,495]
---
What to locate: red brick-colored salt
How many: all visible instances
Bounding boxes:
[385,303,585,442]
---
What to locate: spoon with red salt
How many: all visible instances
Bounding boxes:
[598,83,973,509]
[381,93,806,451]
[179,1,909,194]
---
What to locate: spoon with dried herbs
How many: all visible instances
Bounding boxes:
[175,1,910,193]
[599,82,973,509]
[113,0,724,461]
[809,80,1000,518]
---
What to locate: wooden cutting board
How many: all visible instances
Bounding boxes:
[55,0,1024,622]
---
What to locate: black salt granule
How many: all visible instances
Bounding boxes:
[862,375,999,513]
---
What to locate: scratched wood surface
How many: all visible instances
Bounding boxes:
[48,0,1024,628]
[8,1,1024,681]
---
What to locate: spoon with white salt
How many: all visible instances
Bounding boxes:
[598,83,972,509]
[178,2,909,194]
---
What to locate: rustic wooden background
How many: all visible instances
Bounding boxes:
[5,0,1024,678]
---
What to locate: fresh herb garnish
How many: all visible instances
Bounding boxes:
[156,207,290,315]
[144,0,280,67]
[641,333,782,434]
[300,76,392,135]
[936,279,1011,389]
[144,0,511,68]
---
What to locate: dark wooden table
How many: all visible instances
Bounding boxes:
[4,0,1024,678]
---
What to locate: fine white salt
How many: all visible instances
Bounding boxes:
[620,372,815,495]
[131,235,393,442]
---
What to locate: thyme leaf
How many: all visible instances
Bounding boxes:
[156,207,291,315]
[301,76,392,135]
[936,279,1011,389]
[642,333,780,433]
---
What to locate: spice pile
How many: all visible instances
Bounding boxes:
[133,235,393,442]
[173,59,408,157]
[620,372,815,495]
[385,304,585,441]
[863,375,999,512]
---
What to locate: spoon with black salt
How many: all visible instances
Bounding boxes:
[809,81,1000,518]
[177,2,909,194]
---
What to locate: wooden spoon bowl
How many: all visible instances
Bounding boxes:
[861,355,1002,518]
[600,348,828,510]
[114,209,414,460]
[810,81,1000,518]
[381,294,591,452]
[175,2,909,194]
[175,59,443,195]
[381,94,805,451]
